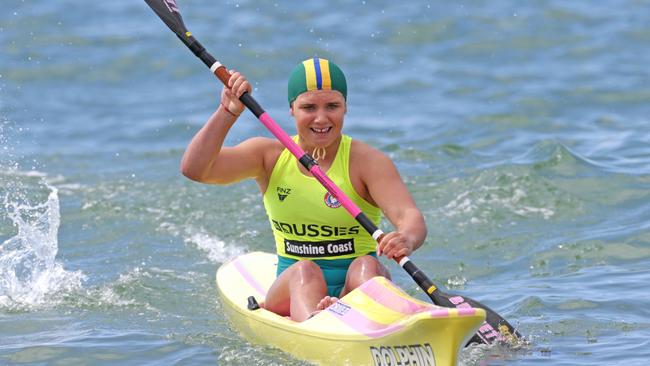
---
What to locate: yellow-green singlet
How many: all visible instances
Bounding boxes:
[263,134,381,261]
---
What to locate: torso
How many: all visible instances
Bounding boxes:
[256,137,376,206]
[261,134,381,260]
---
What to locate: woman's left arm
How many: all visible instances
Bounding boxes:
[361,148,428,260]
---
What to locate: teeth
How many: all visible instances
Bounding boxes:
[311,127,331,133]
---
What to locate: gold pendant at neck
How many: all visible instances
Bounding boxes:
[312,146,327,162]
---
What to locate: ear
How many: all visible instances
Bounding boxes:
[289,104,294,116]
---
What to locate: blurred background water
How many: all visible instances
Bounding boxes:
[1,0,649,365]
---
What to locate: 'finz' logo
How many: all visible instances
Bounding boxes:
[277,187,291,201]
[324,192,341,208]
[163,0,179,12]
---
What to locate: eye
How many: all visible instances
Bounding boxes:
[300,105,316,111]
[326,103,341,110]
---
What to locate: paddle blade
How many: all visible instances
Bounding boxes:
[399,259,521,346]
[144,0,188,37]
[434,291,522,346]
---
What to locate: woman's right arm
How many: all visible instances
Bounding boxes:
[180,71,266,184]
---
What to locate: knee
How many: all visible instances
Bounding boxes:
[292,260,324,281]
[349,255,377,269]
[349,255,389,278]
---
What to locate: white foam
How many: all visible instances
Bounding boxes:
[0,174,86,309]
[185,230,247,263]
[439,178,555,225]
[159,222,247,264]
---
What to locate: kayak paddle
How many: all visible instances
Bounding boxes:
[144,0,522,346]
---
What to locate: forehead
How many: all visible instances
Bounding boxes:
[294,90,345,104]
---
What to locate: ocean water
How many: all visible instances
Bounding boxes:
[2,0,649,365]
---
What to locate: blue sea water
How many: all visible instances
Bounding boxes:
[2,0,649,365]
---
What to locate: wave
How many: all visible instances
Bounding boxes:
[513,139,650,175]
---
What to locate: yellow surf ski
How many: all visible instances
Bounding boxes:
[217,252,486,366]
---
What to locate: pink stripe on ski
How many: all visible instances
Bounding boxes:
[327,300,478,338]
[358,279,478,317]
[327,301,405,338]
[232,257,267,297]
[445,307,479,317]
[359,279,431,314]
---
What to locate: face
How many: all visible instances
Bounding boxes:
[290,90,346,149]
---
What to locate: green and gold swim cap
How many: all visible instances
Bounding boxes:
[287,57,347,105]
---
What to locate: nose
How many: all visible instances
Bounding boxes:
[314,107,329,123]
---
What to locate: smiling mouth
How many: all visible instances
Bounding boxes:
[310,127,332,134]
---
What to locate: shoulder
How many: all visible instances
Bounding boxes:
[230,136,284,172]
[248,137,285,178]
[349,138,393,167]
[235,136,284,158]
[348,138,399,190]
[241,136,283,150]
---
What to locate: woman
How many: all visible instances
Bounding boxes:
[181,58,427,321]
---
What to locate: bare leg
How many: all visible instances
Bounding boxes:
[339,255,390,298]
[264,260,329,322]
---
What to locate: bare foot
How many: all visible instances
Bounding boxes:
[307,296,339,319]
[316,296,339,311]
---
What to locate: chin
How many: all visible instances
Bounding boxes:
[314,133,339,146]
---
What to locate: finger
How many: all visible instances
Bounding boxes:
[235,80,249,98]
[384,236,407,259]
[385,244,399,259]
[230,74,242,91]
[228,70,240,88]
[394,247,410,259]
[376,233,390,256]
[231,77,249,98]
[240,80,252,96]
[378,233,396,258]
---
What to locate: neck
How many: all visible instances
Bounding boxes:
[299,135,342,164]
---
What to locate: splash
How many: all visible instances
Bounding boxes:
[0,171,86,309]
